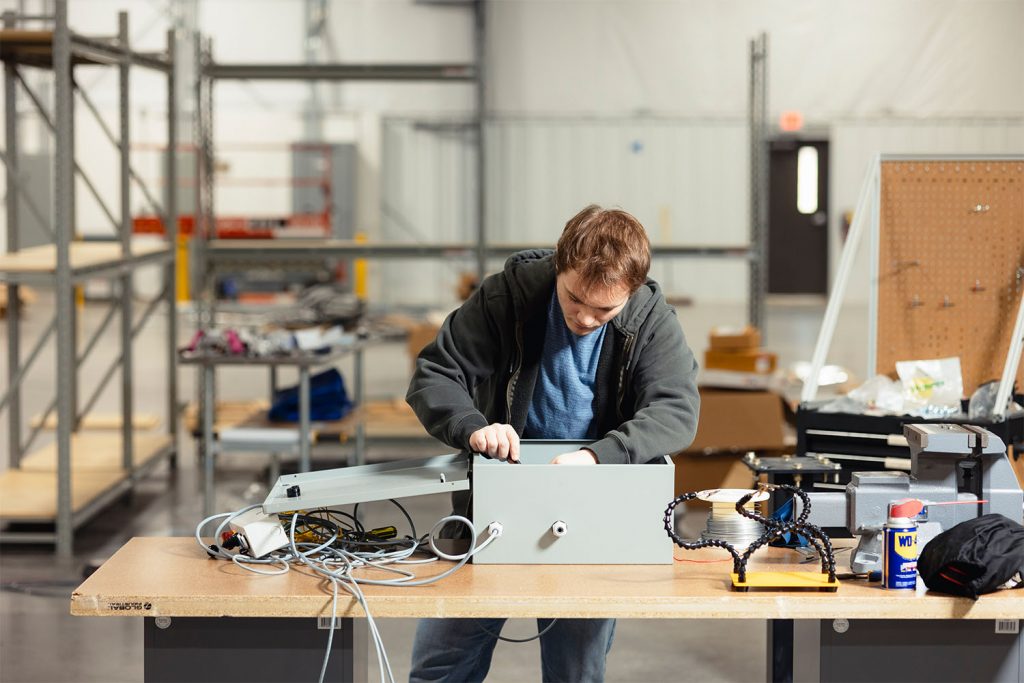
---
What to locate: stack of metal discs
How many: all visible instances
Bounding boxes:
[696,488,769,548]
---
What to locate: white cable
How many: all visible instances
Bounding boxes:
[427,517,499,561]
[195,505,502,683]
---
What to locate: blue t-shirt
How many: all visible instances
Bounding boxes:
[523,289,608,439]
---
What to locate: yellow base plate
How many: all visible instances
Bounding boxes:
[731,571,839,592]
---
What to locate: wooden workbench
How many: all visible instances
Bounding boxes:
[71,537,1022,621]
[70,537,1024,683]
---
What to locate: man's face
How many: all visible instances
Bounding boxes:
[555,269,631,336]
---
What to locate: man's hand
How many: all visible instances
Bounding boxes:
[550,449,598,465]
[469,423,520,462]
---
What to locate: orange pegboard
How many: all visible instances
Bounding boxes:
[876,159,1024,394]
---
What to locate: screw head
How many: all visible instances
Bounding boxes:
[154,616,172,630]
[832,618,850,634]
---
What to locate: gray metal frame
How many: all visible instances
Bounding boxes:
[181,342,371,517]
[0,3,179,557]
[748,32,769,332]
[194,3,767,325]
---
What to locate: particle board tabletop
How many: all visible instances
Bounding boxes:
[70,537,1024,620]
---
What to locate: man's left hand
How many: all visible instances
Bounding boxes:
[550,449,598,465]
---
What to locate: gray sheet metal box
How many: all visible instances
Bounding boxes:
[261,441,675,565]
[470,441,674,565]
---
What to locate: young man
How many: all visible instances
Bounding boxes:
[406,205,700,682]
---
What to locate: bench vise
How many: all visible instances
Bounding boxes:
[803,423,1024,573]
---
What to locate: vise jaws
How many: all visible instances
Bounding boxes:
[804,423,1024,574]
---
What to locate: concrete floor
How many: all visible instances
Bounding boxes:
[0,293,869,682]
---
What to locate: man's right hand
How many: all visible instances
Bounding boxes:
[468,423,520,462]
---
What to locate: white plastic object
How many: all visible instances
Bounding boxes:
[696,488,770,504]
[229,508,290,558]
[551,521,568,537]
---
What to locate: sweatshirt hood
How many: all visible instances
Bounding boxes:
[501,249,662,336]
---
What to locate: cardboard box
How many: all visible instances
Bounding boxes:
[686,388,786,455]
[671,452,758,500]
[407,322,441,367]
[709,325,761,351]
[671,388,785,498]
[704,348,777,374]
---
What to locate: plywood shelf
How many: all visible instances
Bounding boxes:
[17,432,172,472]
[0,30,170,71]
[0,432,172,521]
[0,243,172,284]
[184,399,430,443]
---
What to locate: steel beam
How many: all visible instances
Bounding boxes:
[118,12,134,473]
[4,10,22,469]
[0,149,55,242]
[204,63,475,81]
[747,32,769,332]
[14,70,121,235]
[74,80,165,222]
[53,0,74,560]
[473,0,486,284]
[71,33,171,73]
[0,317,55,418]
[166,27,179,453]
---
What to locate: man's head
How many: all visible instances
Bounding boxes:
[553,205,651,336]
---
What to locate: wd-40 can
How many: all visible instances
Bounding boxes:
[883,502,920,590]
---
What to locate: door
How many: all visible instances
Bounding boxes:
[768,138,829,294]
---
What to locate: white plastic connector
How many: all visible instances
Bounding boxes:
[229,508,289,558]
[487,521,504,537]
[551,521,568,537]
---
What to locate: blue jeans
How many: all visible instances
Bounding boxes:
[409,617,616,682]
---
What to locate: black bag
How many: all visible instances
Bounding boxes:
[918,514,1024,599]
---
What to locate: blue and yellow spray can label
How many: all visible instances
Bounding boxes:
[883,524,918,589]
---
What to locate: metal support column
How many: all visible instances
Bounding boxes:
[198,38,215,327]
[298,367,311,472]
[354,348,364,467]
[202,364,215,517]
[4,10,22,469]
[748,32,768,332]
[473,0,486,283]
[118,12,135,473]
[68,43,80,432]
[166,27,179,461]
[53,0,75,559]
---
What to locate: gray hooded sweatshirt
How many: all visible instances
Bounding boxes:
[406,250,700,464]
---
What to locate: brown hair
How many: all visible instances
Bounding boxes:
[554,205,651,293]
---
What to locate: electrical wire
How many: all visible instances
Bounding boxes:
[195,504,504,683]
[475,618,560,643]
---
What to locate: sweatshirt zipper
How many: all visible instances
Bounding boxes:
[616,332,636,419]
[506,321,524,424]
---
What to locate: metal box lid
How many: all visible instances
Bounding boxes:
[262,453,470,514]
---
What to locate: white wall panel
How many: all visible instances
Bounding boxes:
[380,116,751,307]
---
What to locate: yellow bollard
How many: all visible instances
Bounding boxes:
[354,232,368,301]
[176,234,190,302]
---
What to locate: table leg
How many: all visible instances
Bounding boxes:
[767,619,794,683]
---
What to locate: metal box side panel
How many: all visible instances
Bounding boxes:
[471,459,674,564]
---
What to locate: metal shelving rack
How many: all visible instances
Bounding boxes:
[185,2,488,472]
[0,2,178,558]
[193,0,486,312]
[195,5,767,326]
